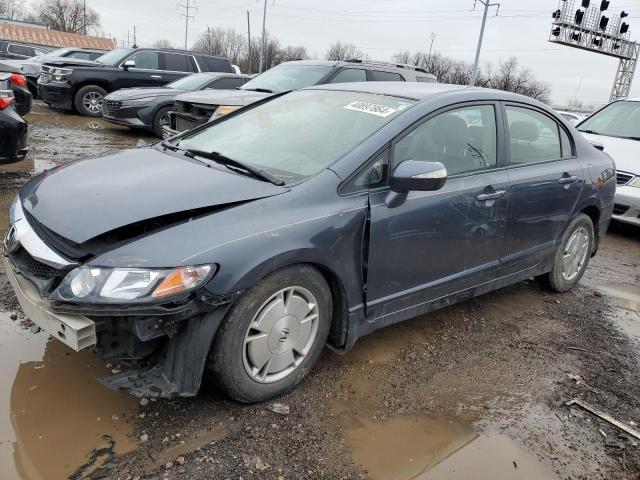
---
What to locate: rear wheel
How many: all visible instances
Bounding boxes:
[537,214,594,292]
[208,265,331,403]
[74,85,106,116]
[152,106,172,138]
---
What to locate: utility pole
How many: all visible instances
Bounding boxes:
[426,32,437,68]
[247,10,252,74]
[178,0,197,51]
[259,0,267,73]
[470,0,500,86]
[132,25,137,48]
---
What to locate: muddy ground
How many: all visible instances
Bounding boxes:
[0,102,639,480]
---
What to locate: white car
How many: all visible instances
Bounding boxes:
[578,99,640,227]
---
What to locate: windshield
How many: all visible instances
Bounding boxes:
[166,73,217,91]
[240,64,333,93]
[578,100,640,139]
[178,90,414,182]
[95,48,133,66]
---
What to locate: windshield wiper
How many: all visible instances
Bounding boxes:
[579,129,602,135]
[161,140,180,151]
[241,87,274,93]
[183,149,285,186]
[622,136,640,141]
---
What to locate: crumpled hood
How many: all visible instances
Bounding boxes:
[175,88,270,107]
[19,147,287,244]
[105,87,183,101]
[42,58,108,69]
[581,132,640,175]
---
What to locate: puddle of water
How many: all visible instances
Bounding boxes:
[345,415,557,480]
[0,313,138,480]
[597,282,640,339]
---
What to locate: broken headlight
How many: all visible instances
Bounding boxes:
[53,265,214,303]
[50,67,73,82]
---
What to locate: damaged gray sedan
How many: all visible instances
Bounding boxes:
[3,82,614,402]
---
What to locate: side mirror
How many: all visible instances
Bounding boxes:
[122,59,135,70]
[390,160,448,193]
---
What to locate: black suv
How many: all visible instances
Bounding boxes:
[38,47,234,116]
[0,41,53,60]
[167,59,436,135]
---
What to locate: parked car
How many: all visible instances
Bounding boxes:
[4,82,614,403]
[165,59,437,136]
[0,40,53,60]
[102,72,249,137]
[38,47,235,117]
[555,110,586,125]
[0,61,32,116]
[577,98,640,227]
[0,47,107,97]
[0,73,28,164]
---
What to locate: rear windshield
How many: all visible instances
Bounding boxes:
[578,100,640,139]
[178,90,414,182]
[240,64,333,93]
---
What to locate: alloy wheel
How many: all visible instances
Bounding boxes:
[82,91,103,114]
[242,286,319,383]
[561,226,590,281]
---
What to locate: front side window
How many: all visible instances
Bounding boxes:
[240,65,333,93]
[394,105,497,176]
[178,90,414,182]
[343,149,389,194]
[127,51,160,70]
[506,106,562,165]
[329,68,367,83]
[578,100,640,139]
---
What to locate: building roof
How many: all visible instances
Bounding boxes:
[0,22,114,50]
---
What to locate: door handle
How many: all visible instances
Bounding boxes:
[476,190,506,201]
[150,75,163,79]
[558,175,578,185]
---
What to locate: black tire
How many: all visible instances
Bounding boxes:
[152,106,173,138]
[74,85,107,117]
[537,213,594,293]
[208,265,332,403]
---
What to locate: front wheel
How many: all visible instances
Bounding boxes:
[208,265,332,403]
[152,106,172,138]
[74,85,107,116]
[537,214,594,292]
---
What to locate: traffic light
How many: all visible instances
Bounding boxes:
[620,22,629,34]
[599,16,609,30]
[552,27,562,36]
[575,10,585,25]
[581,0,590,8]
[600,1,609,11]
[552,9,561,19]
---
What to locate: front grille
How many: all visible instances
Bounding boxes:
[10,247,61,279]
[613,204,630,216]
[616,172,634,186]
[102,99,122,118]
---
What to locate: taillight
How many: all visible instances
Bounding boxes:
[0,90,15,110]
[9,73,26,87]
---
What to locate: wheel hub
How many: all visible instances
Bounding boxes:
[561,226,590,281]
[267,315,300,355]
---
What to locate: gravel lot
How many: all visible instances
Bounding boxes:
[0,102,638,480]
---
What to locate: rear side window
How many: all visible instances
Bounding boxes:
[329,68,367,83]
[200,56,232,72]
[88,52,103,60]
[370,70,404,81]
[210,77,244,89]
[8,44,33,56]
[0,41,8,53]
[163,53,196,72]
[506,106,562,165]
[127,51,160,70]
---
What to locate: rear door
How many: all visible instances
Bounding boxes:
[500,103,582,275]
[159,52,197,83]
[365,102,510,319]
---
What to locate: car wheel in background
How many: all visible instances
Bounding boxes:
[74,85,107,117]
[208,265,332,403]
[537,213,594,293]
[152,106,173,138]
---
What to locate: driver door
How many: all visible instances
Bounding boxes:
[365,103,510,320]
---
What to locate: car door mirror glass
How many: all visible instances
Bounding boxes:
[122,59,135,69]
[390,160,447,193]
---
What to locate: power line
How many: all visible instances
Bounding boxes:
[178,0,197,50]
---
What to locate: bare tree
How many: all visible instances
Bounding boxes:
[34,0,100,34]
[0,0,26,20]
[152,39,174,49]
[192,27,246,65]
[325,41,366,61]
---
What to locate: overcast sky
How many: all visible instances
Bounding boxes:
[88,0,640,107]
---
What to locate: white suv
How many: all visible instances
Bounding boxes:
[578,99,640,227]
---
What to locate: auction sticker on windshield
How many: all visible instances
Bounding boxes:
[344,101,397,118]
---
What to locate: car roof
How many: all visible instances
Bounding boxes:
[305,81,547,105]
[277,59,431,75]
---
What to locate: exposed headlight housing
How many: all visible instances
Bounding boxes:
[629,176,640,188]
[53,264,214,303]
[211,105,240,121]
[121,96,160,107]
[50,67,73,82]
